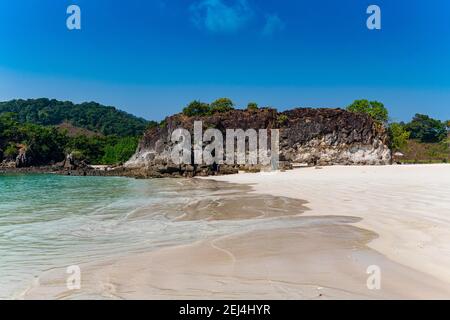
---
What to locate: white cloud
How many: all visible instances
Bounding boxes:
[190,0,253,34]
[261,14,285,37]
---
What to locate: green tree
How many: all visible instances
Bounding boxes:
[277,114,289,126]
[101,136,139,165]
[210,98,234,114]
[182,100,210,117]
[146,121,158,130]
[4,143,18,159]
[0,113,69,164]
[0,113,20,141]
[66,135,109,164]
[389,123,410,151]
[18,124,68,165]
[405,114,447,143]
[247,102,258,110]
[347,99,389,123]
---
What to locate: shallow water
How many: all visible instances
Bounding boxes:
[0,174,309,299]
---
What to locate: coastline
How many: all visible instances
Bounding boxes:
[204,164,450,288]
[0,164,235,178]
[18,164,450,299]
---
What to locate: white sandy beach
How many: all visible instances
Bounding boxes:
[22,164,450,300]
[207,164,450,288]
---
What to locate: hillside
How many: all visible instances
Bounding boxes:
[0,98,151,137]
[0,99,158,167]
[396,139,450,164]
[56,121,103,138]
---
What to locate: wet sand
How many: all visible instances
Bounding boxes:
[207,164,450,296]
[22,169,450,299]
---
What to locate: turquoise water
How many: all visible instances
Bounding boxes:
[0,174,232,299]
[0,174,309,299]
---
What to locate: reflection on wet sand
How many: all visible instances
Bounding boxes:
[179,193,308,221]
[22,178,450,300]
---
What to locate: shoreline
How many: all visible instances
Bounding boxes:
[1,162,446,179]
[204,164,450,288]
[18,165,450,299]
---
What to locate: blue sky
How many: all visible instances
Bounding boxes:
[0,0,449,121]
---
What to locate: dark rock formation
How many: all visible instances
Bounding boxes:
[279,108,391,166]
[62,152,90,170]
[15,146,31,168]
[125,108,391,177]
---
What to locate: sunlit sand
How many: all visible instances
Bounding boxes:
[22,164,450,299]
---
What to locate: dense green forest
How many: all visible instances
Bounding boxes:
[0,99,156,166]
[0,98,152,137]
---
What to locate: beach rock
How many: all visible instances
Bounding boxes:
[62,153,91,171]
[218,165,239,175]
[15,146,31,168]
[125,108,392,177]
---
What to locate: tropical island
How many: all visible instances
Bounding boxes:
[0,98,449,176]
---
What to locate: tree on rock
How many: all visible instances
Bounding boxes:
[210,98,234,114]
[182,100,210,117]
[247,102,258,110]
[347,99,389,124]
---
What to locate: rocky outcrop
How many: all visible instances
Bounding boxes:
[125,108,391,177]
[61,152,91,170]
[15,145,31,168]
[279,108,391,166]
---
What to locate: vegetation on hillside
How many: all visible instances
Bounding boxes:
[390,116,449,163]
[0,98,153,166]
[0,113,67,165]
[0,98,153,137]
[388,122,410,151]
[0,112,140,165]
[400,140,449,164]
[65,134,139,165]
[101,136,140,164]
[404,114,448,143]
